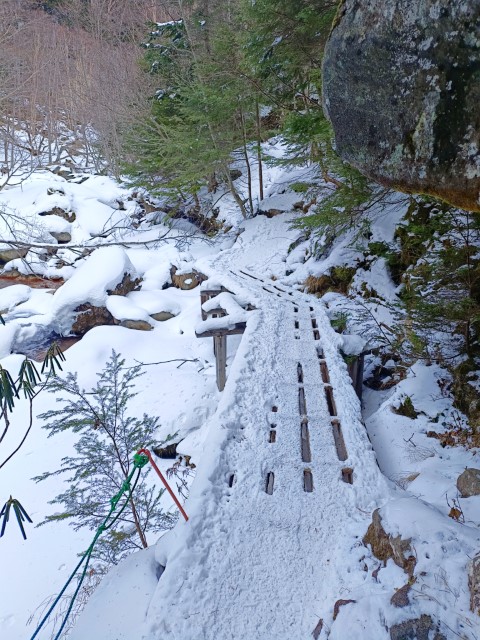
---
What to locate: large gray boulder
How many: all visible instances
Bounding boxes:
[469,552,480,615]
[322,1,480,211]
[457,467,480,497]
[0,247,29,264]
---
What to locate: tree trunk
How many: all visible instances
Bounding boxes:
[223,162,248,219]
[129,495,149,548]
[240,110,253,215]
[256,101,264,202]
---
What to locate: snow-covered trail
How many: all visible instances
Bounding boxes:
[71,215,388,640]
[134,219,386,639]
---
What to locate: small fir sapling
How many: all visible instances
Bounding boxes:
[34,350,175,566]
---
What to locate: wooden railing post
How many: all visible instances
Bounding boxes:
[214,334,227,391]
[347,353,365,401]
[196,286,248,392]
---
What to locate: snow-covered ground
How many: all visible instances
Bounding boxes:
[0,143,479,640]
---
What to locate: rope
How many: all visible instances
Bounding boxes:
[29,453,149,640]
[137,448,189,522]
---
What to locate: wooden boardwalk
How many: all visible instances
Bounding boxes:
[133,263,382,640]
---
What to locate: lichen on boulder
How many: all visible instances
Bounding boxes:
[322,1,480,211]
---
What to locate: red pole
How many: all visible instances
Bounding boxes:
[137,448,189,522]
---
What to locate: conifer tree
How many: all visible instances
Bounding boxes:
[35,351,174,566]
[124,7,258,217]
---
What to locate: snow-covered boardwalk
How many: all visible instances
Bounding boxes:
[71,216,383,640]
[134,227,382,639]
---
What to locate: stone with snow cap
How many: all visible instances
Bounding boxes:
[340,333,369,356]
[258,192,304,217]
[106,296,153,331]
[51,246,141,334]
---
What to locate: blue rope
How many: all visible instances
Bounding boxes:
[30,453,148,639]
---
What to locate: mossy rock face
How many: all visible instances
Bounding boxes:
[452,359,480,433]
[323,1,480,211]
[305,266,356,296]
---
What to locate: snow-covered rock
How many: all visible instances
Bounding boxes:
[0,284,31,313]
[51,246,140,334]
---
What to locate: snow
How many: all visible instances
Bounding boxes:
[51,246,138,333]
[258,191,302,212]
[42,214,71,237]
[70,547,161,640]
[126,290,181,317]
[67,224,385,639]
[106,295,151,323]
[0,284,32,312]
[0,323,19,358]
[0,140,479,640]
[341,333,369,356]
[0,321,217,640]
[197,291,250,332]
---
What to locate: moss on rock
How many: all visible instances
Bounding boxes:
[323,1,480,211]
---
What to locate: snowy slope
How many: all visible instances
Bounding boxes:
[69,215,389,640]
[70,216,480,639]
[1,148,479,640]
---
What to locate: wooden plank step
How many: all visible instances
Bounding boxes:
[298,387,307,416]
[301,421,312,463]
[303,469,314,492]
[332,420,348,462]
[195,322,246,338]
[320,361,330,384]
[266,472,275,495]
[325,385,337,416]
[238,269,259,281]
[297,363,304,383]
